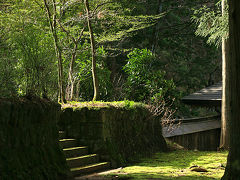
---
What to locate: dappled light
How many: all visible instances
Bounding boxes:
[104,150,228,180]
[1,0,239,179]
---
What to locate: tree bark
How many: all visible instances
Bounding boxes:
[151,0,163,53]
[75,80,80,101]
[221,0,240,179]
[65,42,78,101]
[220,0,230,150]
[58,21,86,101]
[85,0,99,101]
[43,0,66,103]
[65,39,80,101]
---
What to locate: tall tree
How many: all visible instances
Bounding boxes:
[221,0,240,179]
[43,0,66,103]
[192,1,229,148]
[151,0,163,53]
[58,21,87,101]
[220,0,230,150]
[85,0,99,101]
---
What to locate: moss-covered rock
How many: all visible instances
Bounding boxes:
[0,98,69,180]
[59,102,167,167]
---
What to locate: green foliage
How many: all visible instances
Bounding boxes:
[0,42,17,97]
[96,13,166,44]
[123,48,178,103]
[192,1,228,47]
[0,0,222,119]
[109,0,221,111]
[86,0,166,53]
[13,26,57,96]
[76,46,113,101]
[0,0,58,98]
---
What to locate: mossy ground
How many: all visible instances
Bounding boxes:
[103,150,228,180]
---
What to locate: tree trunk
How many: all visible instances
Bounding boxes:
[66,43,78,101]
[221,0,240,179]
[151,0,163,53]
[58,21,86,101]
[85,0,99,101]
[75,80,80,101]
[220,0,230,150]
[43,0,65,103]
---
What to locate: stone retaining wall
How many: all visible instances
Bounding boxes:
[0,98,68,180]
[59,105,167,166]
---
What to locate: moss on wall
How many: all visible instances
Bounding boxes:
[0,98,69,180]
[59,102,167,166]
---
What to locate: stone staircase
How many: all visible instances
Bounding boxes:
[59,131,110,177]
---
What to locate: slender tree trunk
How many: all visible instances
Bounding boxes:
[43,0,65,103]
[69,44,77,100]
[85,0,99,101]
[58,21,86,101]
[66,43,78,101]
[220,0,230,150]
[221,0,240,179]
[152,0,163,53]
[76,80,80,101]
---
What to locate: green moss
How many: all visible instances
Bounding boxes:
[61,100,146,110]
[104,150,228,180]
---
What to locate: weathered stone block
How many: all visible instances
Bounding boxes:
[59,103,167,166]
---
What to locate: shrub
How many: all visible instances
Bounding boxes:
[123,48,178,103]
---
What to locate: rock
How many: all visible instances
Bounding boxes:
[190,166,208,172]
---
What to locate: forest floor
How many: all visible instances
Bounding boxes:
[77,150,228,180]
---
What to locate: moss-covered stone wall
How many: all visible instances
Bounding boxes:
[0,98,69,180]
[59,104,167,166]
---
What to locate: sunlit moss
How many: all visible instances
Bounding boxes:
[104,150,228,180]
[61,100,146,110]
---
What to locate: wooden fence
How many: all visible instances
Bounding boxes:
[162,115,221,151]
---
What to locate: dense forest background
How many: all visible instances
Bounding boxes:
[0,0,222,117]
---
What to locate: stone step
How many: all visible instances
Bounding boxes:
[59,131,66,139]
[59,139,77,149]
[67,154,99,168]
[63,146,88,158]
[70,162,110,177]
